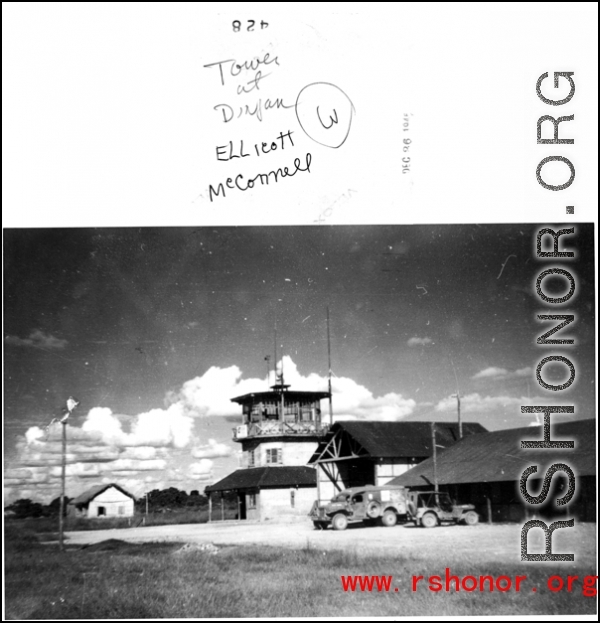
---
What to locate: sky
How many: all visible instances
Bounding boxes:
[3,224,595,504]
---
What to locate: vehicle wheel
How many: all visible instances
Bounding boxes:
[332,513,349,531]
[464,511,478,526]
[313,521,327,530]
[381,509,398,527]
[421,512,438,528]
[366,501,381,519]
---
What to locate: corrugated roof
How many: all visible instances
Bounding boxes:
[69,483,136,506]
[389,418,596,486]
[205,466,316,493]
[309,421,487,463]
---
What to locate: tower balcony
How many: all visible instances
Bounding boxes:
[232,420,329,441]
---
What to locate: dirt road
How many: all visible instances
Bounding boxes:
[65,520,596,566]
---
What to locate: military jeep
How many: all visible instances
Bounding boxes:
[309,485,409,530]
[406,490,478,528]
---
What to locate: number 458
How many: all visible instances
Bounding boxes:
[233,20,268,32]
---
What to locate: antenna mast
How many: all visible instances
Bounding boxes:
[327,306,333,426]
[273,327,277,383]
[264,355,271,388]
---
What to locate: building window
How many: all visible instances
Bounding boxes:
[248,449,256,467]
[118,505,126,515]
[97,506,106,517]
[266,448,282,464]
[301,408,312,422]
[248,494,257,509]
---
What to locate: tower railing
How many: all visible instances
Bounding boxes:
[232,421,329,440]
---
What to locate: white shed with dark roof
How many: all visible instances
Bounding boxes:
[68,483,136,519]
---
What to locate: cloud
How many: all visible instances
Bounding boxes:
[472,367,509,379]
[9,413,177,499]
[273,357,416,421]
[15,436,121,466]
[129,406,194,448]
[4,329,67,350]
[80,408,126,444]
[81,405,194,449]
[25,427,45,445]
[191,439,233,459]
[472,366,533,380]
[5,467,50,487]
[119,446,160,461]
[407,336,432,347]
[513,367,533,377]
[99,459,168,473]
[43,425,103,444]
[188,460,214,481]
[164,469,187,483]
[331,378,416,421]
[9,398,197,502]
[435,392,553,414]
[173,365,265,417]
[49,463,104,479]
[169,355,415,422]
[7,355,418,502]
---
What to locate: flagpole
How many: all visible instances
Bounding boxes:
[59,420,67,551]
[58,397,78,552]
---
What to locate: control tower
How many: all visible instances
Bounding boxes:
[206,374,330,521]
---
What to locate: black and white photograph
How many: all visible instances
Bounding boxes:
[3,3,597,620]
[4,225,596,617]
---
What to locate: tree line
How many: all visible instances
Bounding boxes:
[5,487,237,518]
[140,487,237,512]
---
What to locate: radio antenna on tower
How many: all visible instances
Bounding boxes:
[273,326,278,383]
[327,306,333,426]
[264,355,271,388]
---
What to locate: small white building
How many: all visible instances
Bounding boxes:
[69,483,135,519]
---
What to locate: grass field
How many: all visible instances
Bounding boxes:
[4,523,597,618]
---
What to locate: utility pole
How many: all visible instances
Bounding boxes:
[453,392,463,439]
[430,422,439,494]
[326,306,333,427]
[58,396,79,551]
[59,420,67,550]
[449,356,462,439]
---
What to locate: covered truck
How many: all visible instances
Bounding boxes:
[309,486,478,530]
[309,485,409,530]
